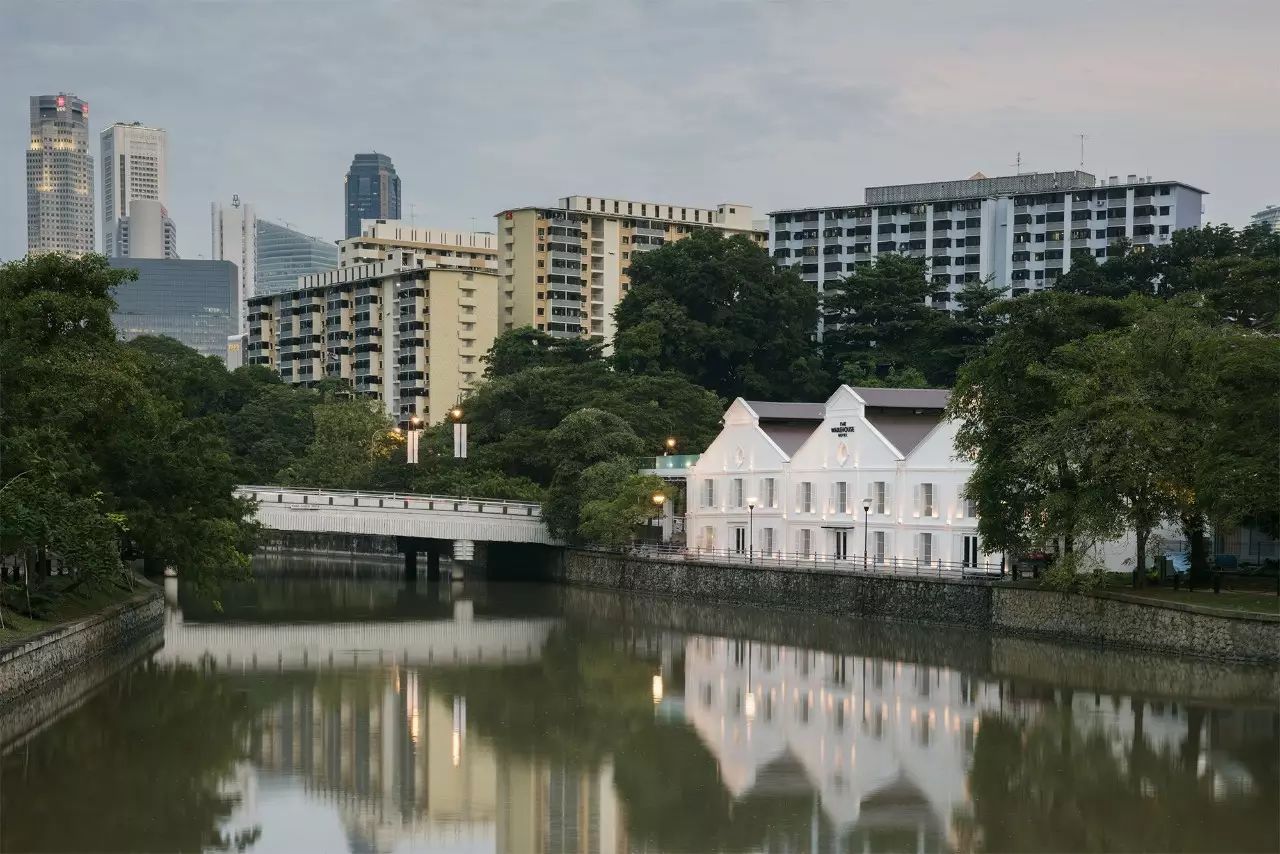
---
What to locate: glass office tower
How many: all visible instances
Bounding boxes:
[344,153,401,238]
[108,258,236,361]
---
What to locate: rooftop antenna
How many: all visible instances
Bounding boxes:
[1010,152,1024,175]
[1078,133,1087,169]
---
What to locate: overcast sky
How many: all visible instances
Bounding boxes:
[4,0,1277,261]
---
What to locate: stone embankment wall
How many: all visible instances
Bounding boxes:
[0,588,164,705]
[551,550,1280,664]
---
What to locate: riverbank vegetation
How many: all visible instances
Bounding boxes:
[3,222,1275,610]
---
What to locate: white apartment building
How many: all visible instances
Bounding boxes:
[101,121,170,256]
[770,171,1205,333]
[340,220,498,272]
[1250,204,1280,233]
[684,386,992,570]
[497,196,763,343]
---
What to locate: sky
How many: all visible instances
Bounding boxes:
[3,0,1278,261]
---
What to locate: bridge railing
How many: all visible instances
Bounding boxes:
[238,485,543,518]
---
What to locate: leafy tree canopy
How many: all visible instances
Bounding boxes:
[613,230,828,401]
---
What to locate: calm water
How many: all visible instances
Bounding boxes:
[1,560,1277,854]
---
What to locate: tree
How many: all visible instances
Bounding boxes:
[613,230,828,400]
[576,459,667,548]
[950,292,1143,556]
[542,409,647,541]
[482,326,604,378]
[822,255,955,386]
[280,398,399,490]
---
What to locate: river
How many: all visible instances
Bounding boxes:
[1,558,1276,853]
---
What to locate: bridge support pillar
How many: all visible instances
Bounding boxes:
[451,539,476,580]
[427,546,441,582]
[403,546,418,581]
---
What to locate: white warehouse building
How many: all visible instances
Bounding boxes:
[684,386,994,571]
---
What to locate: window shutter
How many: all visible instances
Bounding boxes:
[913,532,920,559]
[912,484,921,518]
[955,488,964,518]
[796,483,804,512]
[884,482,892,516]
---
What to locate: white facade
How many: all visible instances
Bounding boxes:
[211,197,257,332]
[341,220,498,272]
[1250,204,1280,233]
[770,171,1206,335]
[101,122,169,256]
[685,386,994,570]
[109,198,178,259]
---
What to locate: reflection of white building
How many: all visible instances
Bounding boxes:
[686,386,996,569]
[683,635,1002,849]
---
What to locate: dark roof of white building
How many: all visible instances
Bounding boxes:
[852,387,950,410]
[743,387,950,458]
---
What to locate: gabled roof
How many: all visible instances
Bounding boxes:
[744,401,826,421]
[851,387,951,410]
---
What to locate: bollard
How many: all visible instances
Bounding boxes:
[1173,573,1181,591]
[1213,572,1222,595]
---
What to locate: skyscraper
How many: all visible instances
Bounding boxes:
[101,122,171,257]
[211,197,256,331]
[26,93,95,257]
[344,153,400,238]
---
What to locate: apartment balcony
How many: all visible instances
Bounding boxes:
[1011,259,1029,270]
[1071,237,1091,248]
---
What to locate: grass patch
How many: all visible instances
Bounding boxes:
[1093,573,1279,616]
[0,576,145,645]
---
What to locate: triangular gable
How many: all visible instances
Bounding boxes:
[903,416,963,467]
[693,398,792,472]
[789,385,906,466]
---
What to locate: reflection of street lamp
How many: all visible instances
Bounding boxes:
[862,497,873,569]
[651,673,664,704]
[747,497,757,563]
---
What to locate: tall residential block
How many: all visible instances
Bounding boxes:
[496,196,763,341]
[101,122,172,257]
[344,153,401,239]
[340,220,498,272]
[26,93,95,257]
[212,196,338,332]
[769,171,1205,329]
[245,261,497,425]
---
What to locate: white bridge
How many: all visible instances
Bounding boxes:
[237,486,556,555]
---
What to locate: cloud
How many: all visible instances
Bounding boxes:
[1,0,1275,261]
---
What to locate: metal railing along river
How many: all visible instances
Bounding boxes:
[615,542,1005,580]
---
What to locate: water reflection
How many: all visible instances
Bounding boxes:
[1,571,1275,853]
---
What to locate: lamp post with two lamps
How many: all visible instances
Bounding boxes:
[862,496,873,570]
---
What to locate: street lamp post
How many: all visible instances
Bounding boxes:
[862,497,873,570]
[747,497,757,564]
[664,437,677,457]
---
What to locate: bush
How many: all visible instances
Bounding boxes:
[1041,552,1108,593]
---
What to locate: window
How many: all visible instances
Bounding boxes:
[798,528,813,556]
[917,532,933,564]
[763,477,776,508]
[873,481,887,514]
[701,526,716,550]
[799,481,814,513]
[916,483,936,517]
[761,527,775,555]
[873,531,886,564]
[1159,206,1170,215]
[733,526,747,554]
[963,535,980,568]
[702,478,716,508]
[732,478,744,508]
[835,481,848,514]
